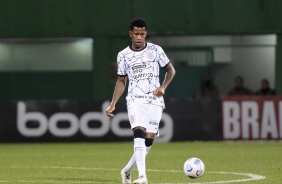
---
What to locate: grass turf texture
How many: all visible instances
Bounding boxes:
[0,142,281,183]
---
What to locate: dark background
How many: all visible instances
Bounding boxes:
[0,0,281,101]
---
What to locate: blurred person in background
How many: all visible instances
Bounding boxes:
[196,74,219,99]
[228,75,254,96]
[256,78,276,95]
[106,18,175,184]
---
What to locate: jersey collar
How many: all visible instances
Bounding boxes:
[130,42,147,52]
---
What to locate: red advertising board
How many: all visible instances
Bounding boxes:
[222,96,282,140]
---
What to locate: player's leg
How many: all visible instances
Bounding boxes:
[122,102,147,184]
[145,132,155,154]
[145,104,163,154]
[122,131,155,182]
[125,133,154,167]
[132,105,162,184]
[132,127,147,182]
[121,133,154,184]
[122,153,135,173]
[122,129,148,184]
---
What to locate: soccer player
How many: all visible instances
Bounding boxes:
[106,18,176,184]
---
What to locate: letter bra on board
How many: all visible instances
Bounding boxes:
[17,101,174,142]
[222,98,282,140]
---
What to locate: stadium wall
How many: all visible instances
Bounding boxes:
[0,0,282,100]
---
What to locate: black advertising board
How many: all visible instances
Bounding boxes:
[0,99,222,142]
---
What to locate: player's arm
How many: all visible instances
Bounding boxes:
[106,75,127,117]
[153,63,176,96]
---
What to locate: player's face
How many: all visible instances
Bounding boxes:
[129,27,147,50]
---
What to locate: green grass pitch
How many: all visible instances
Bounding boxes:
[0,141,281,183]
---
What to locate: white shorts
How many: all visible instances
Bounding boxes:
[127,101,163,134]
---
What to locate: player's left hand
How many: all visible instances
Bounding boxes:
[153,87,165,96]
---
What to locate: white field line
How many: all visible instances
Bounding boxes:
[0,166,265,184]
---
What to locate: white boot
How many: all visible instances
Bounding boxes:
[133,176,148,184]
[121,169,131,184]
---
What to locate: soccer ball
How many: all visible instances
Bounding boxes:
[183,157,205,178]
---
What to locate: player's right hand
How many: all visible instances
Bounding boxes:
[106,105,115,117]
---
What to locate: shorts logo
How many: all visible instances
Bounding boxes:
[149,120,158,125]
[130,115,136,124]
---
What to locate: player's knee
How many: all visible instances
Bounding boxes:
[145,138,154,147]
[133,128,146,139]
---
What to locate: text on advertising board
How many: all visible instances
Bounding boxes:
[17,101,174,142]
[223,96,282,140]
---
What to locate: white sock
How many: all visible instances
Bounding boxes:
[124,153,136,172]
[124,146,151,172]
[146,146,151,154]
[134,138,146,177]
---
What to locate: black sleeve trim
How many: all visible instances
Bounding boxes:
[161,62,171,69]
[117,74,127,77]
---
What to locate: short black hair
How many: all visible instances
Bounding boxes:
[130,18,147,30]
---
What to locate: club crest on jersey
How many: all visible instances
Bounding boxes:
[146,51,155,59]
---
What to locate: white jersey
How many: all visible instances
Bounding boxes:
[117,42,170,108]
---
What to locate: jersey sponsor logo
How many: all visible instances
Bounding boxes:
[132,64,147,77]
[132,64,146,70]
[134,95,156,100]
[133,72,154,80]
[132,68,143,74]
